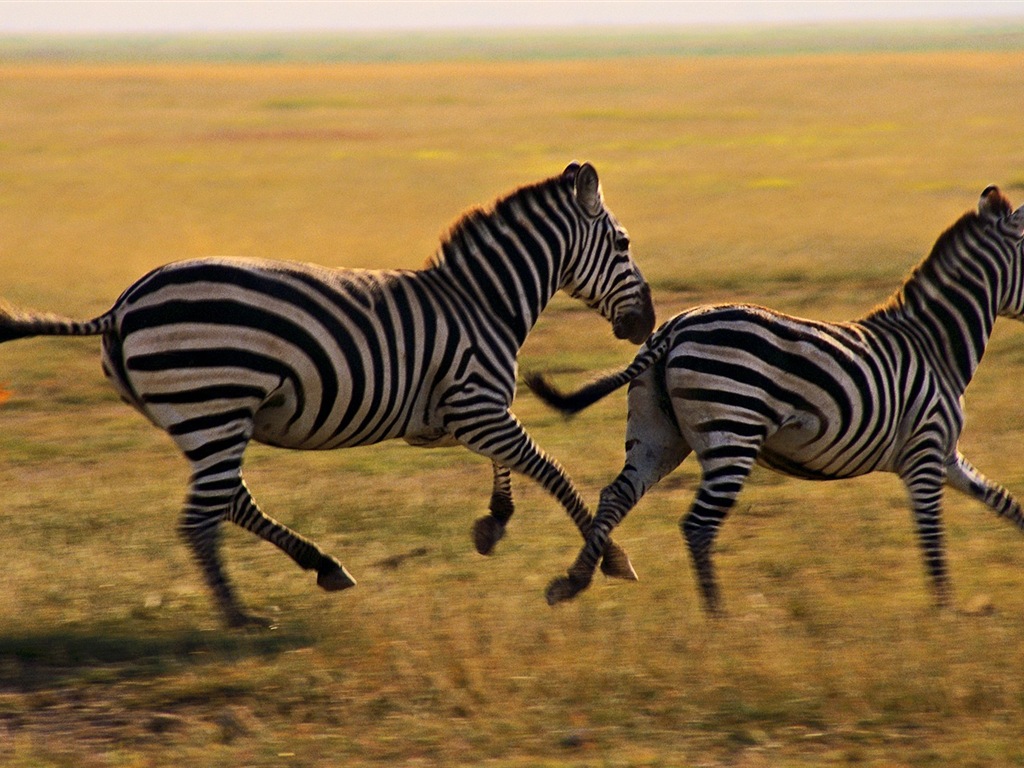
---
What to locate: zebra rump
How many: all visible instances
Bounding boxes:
[0,162,654,627]
[530,185,1024,614]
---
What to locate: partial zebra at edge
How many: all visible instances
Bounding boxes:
[533,185,1024,615]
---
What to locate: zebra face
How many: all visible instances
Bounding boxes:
[563,164,656,345]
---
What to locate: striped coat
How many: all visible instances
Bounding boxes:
[0,162,654,626]
[530,186,1024,613]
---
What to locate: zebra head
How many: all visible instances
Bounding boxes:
[560,162,656,345]
[977,185,1024,319]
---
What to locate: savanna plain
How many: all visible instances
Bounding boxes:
[2,29,1024,767]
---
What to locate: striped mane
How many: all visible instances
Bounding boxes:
[426,173,567,271]
[868,207,993,320]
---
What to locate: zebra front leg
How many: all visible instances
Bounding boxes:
[455,410,636,581]
[902,455,952,608]
[473,462,514,555]
[946,451,1024,528]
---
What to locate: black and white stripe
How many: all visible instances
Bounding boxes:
[529,185,1024,614]
[0,162,655,626]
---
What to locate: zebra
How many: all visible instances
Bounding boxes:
[0,162,655,627]
[527,185,1024,615]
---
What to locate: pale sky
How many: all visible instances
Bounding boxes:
[2,1,1023,34]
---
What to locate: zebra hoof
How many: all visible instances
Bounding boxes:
[317,563,357,592]
[472,515,505,555]
[600,541,638,582]
[545,573,590,606]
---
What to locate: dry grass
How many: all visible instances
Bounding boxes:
[1,33,1024,767]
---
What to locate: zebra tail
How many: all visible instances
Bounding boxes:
[0,304,115,344]
[524,331,672,416]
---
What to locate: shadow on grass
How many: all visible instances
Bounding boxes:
[0,624,314,691]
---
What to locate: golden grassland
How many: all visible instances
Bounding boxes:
[1,34,1024,766]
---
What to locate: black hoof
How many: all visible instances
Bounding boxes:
[545,573,591,606]
[472,515,505,555]
[317,562,357,592]
[600,541,638,581]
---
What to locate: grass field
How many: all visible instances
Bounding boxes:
[2,29,1024,767]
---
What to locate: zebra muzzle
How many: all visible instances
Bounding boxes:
[613,283,656,345]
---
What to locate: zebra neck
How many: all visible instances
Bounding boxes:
[867,268,995,393]
[431,215,563,347]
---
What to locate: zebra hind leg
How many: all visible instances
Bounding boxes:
[226,477,356,594]
[473,462,514,555]
[180,476,266,628]
[183,457,354,628]
[547,379,693,605]
[682,446,759,616]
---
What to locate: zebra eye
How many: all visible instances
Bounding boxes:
[614,234,630,251]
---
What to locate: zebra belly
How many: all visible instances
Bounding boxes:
[757,419,899,480]
[250,379,424,450]
[402,428,459,448]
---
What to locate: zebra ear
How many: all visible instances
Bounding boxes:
[978,185,1012,220]
[1011,205,1024,234]
[573,163,604,219]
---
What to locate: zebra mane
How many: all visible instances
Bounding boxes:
[426,173,567,270]
[869,206,998,319]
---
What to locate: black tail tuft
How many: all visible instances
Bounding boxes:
[523,371,626,415]
[523,372,579,414]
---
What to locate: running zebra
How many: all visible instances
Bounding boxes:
[0,162,655,627]
[528,185,1024,614]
